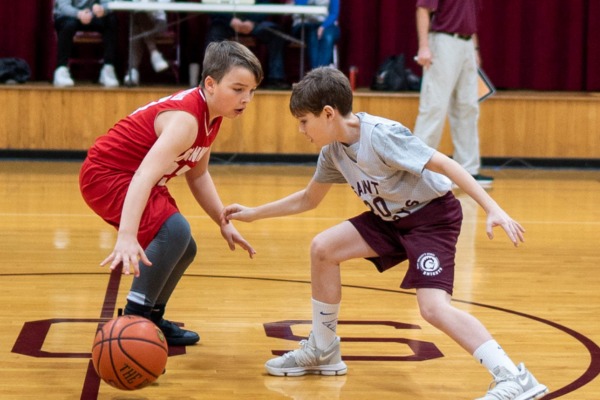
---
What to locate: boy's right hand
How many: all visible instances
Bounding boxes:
[100,233,152,278]
[221,203,253,224]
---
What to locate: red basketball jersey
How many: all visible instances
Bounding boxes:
[86,87,222,182]
[80,87,223,247]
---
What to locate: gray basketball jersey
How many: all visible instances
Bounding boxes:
[314,112,452,220]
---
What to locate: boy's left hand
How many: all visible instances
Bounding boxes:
[486,209,525,246]
[220,221,256,258]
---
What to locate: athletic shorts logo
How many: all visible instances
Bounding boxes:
[417,253,442,277]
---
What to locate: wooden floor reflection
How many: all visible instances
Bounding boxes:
[0,160,599,399]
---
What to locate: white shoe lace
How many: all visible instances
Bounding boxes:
[284,339,317,367]
[484,378,523,399]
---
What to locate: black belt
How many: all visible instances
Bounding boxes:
[434,31,472,41]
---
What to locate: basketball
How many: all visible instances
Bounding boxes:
[91,315,168,391]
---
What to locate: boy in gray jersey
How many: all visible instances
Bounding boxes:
[221,67,547,400]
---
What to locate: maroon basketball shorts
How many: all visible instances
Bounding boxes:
[348,191,462,295]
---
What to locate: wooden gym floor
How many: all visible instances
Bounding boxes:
[0,160,599,399]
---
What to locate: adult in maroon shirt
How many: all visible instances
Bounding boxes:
[413,0,495,189]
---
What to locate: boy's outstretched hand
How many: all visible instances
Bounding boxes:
[485,207,525,246]
[221,203,255,224]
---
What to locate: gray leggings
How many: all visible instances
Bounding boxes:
[127,212,197,307]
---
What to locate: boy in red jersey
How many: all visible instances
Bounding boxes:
[79,41,263,345]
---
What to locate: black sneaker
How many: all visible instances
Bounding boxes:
[158,319,200,346]
[472,174,494,188]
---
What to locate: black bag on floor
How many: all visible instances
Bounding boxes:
[0,58,31,84]
[371,54,420,91]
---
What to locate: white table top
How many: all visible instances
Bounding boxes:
[107,1,328,15]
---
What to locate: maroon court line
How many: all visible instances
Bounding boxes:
[80,267,122,400]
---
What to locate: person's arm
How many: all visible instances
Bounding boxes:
[321,0,339,29]
[185,151,256,258]
[101,110,198,276]
[185,150,221,224]
[424,152,525,246]
[222,178,333,223]
[415,6,433,69]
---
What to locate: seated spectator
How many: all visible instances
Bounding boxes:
[291,0,340,69]
[205,0,290,90]
[53,0,120,87]
[123,0,171,86]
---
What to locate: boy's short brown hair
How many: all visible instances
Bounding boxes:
[290,67,353,117]
[201,41,263,87]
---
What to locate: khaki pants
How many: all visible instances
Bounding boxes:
[413,32,480,175]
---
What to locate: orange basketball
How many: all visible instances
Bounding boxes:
[91,315,168,390]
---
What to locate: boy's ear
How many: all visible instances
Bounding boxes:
[204,76,216,94]
[323,105,336,119]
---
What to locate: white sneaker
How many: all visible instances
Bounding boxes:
[99,64,119,87]
[150,50,169,73]
[124,68,140,86]
[53,66,74,87]
[476,363,548,400]
[265,332,347,377]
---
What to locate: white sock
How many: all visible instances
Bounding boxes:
[311,298,339,350]
[473,339,519,376]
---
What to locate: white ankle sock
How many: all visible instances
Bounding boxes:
[311,298,339,350]
[473,339,519,376]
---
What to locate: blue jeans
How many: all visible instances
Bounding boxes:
[293,23,340,69]
[252,21,287,80]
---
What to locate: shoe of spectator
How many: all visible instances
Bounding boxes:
[53,66,74,87]
[150,50,169,73]
[99,64,119,87]
[472,174,494,188]
[124,68,140,86]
